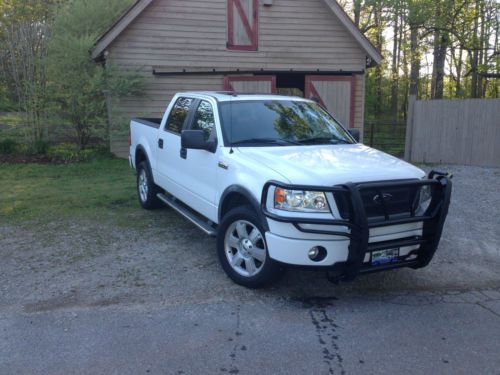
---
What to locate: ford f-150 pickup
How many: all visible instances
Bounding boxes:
[129,92,452,288]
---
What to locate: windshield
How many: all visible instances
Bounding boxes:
[219,100,354,146]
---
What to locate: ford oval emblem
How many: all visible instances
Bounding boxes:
[373,193,393,204]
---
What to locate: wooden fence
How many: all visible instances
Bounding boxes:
[405,96,500,167]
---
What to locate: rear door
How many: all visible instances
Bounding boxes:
[305,75,355,128]
[224,76,276,93]
[155,96,196,201]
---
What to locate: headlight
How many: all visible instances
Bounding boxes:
[274,187,330,212]
[419,185,432,212]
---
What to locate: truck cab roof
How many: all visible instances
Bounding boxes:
[175,91,313,103]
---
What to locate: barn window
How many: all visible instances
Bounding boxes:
[227,0,259,51]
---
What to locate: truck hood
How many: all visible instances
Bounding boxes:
[236,144,425,185]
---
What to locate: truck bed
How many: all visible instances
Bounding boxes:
[132,118,162,129]
[130,118,163,171]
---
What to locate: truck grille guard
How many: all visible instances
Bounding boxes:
[261,170,453,281]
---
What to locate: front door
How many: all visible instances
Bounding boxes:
[305,75,355,128]
[178,99,220,222]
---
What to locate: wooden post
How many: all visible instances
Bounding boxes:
[404,95,416,161]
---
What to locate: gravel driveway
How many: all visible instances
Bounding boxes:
[1,164,499,374]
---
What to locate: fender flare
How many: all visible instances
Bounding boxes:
[218,185,269,232]
[135,145,152,168]
[135,144,158,182]
[134,144,146,165]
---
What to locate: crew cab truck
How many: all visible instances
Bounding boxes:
[130,92,452,288]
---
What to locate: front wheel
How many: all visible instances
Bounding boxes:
[217,206,283,288]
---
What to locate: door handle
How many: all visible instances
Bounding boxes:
[180,147,187,159]
[158,138,164,149]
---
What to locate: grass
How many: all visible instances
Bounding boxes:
[0,158,142,224]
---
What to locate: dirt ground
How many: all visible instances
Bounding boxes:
[1,164,499,374]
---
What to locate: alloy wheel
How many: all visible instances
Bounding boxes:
[224,220,267,277]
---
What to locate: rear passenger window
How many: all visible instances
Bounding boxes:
[166,97,193,134]
[192,100,215,140]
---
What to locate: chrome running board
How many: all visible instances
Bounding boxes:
[157,193,217,237]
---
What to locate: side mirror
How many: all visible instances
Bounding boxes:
[348,128,360,143]
[181,130,217,153]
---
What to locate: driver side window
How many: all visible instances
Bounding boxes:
[191,100,215,141]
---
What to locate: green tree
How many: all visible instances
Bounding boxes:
[0,0,61,143]
[48,0,142,149]
[345,0,499,122]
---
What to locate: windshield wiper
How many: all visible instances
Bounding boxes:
[231,138,301,146]
[298,137,351,145]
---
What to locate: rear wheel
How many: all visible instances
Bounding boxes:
[217,206,283,288]
[136,161,162,209]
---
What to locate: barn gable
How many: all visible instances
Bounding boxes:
[92,0,381,157]
[92,0,381,65]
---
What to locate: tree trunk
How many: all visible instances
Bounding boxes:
[409,25,420,97]
[390,5,399,121]
[353,0,362,28]
[471,0,480,98]
[495,17,499,98]
[431,4,448,100]
[433,34,448,99]
[456,47,463,97]
[373,4,383,116]
[477,0,485,98]
[401,19,410,122]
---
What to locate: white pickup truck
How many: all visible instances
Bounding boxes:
[129,92,452,288]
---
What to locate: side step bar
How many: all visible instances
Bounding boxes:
[157,193,217,237]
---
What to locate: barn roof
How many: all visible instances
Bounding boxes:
[91,0,382,66]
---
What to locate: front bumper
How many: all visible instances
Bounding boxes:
[261,171,452,280]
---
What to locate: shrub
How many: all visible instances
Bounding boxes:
[0,138,19,154]
[30,140,49,155]
[48,0,142,149]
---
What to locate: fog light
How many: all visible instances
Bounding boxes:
[308,247,320,259]
[308,246,327,261]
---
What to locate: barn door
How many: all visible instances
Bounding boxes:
[224,76,277,94]
[227,0,259,51]
[305,76,356,128]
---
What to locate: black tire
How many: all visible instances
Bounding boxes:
[217,205,283,288]
[136,161,162,209]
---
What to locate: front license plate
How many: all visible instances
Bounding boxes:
[371,248,400,266]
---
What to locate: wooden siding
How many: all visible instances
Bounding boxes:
[106,0,369,156]
[108,0,366,70]
[405,98,500,167]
